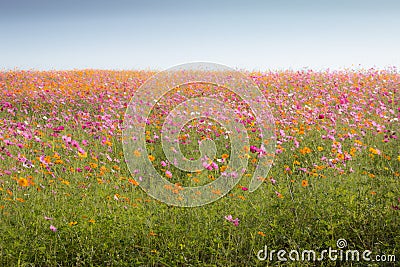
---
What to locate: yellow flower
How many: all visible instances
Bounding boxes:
[237,195,246,200]
[317,146,324,151]
[90,162,98,169]
[369,147,379,155]
[299,147,312,155]
[18,178,29,187]
[397,155,400,162]
[128,178,139,186]
[61,180,70,185]
[148,155,155,162]
[337,153,345,160]
[301,180,309,187]
[68,221,78,226]
[149,231,157,237]
[78,152,87,158]
[258,231,266,237]
[88,219,96,224]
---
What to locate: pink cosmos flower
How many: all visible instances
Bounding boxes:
[77,147,86,155]
[71,140,79,148]
[225,215,239,226]
[62,135,72,144]
[225,215,233,221]
[211,162,219,170]
[50,225,57,232]
[52,126,64,133]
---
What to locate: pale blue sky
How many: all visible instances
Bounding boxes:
[1,0,399,71]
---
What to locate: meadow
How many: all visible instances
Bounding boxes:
[0,68,399,266]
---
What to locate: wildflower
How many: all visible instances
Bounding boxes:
[61,180,70,185]
[224,215,233,221]
[300,147,312,155]
[211,162,219,170]
[18,177,29,187]
[220,165,228,172]
[50,225,57,232]
[68,221,77,226]
[128,178,139,186]
[258,231,266,237]
[275,191,283,198]
[148,155,155,161]
[44,216,53,220]
[369,147,380,155]
[250,145,258,153]
[52,126,64,133]
[89,162,98,169]
[301,180,309,187]
[78,150,87,158]
[221,153,229,159]
[149,231,157,236]
[270,177,276,184]
[225,215,239,226]
[241,187,248,191]
[165,170,172,179]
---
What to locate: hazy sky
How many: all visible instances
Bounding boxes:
[1,0,399,71]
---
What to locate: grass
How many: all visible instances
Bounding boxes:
[0,69,399,266]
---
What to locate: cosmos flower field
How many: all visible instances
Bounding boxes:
[0,69,399,266]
